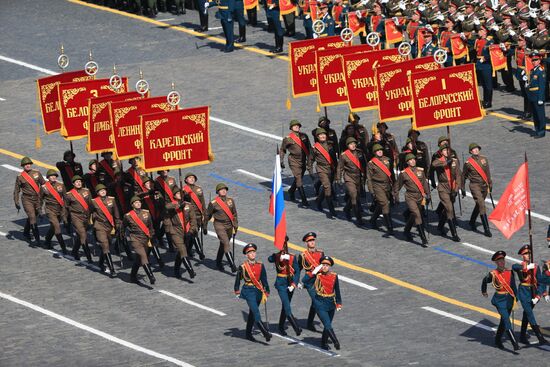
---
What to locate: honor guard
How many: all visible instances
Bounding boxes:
[475,25,494,108]
[431,142,462,242]
[124,196,157,285]
[337,137,366,225]
[84,159,100,195]
[280,120,313,207]
[406,128,429,171]
[318,2,335,36]
[303,256,342,350]
[165,186,197,279]
[91,184,121,277]
[97,152,120,187]
[14,157,45,246]
[376,122,398,169]
[268,245,302,336]
[312,116,339,154]
[393,154,430,246]
[526,52,547,138]
[233,0,247,42]
[65,175,94,263]
[138,176,165,269]
[182,172,207,259]
[511,245,548,345]
[481,251,521,351]
[339,113,369,153]
[367,144,395,234]
[300,0,314,39]
[514,34,533,120]
[298,232,324,331]
[197,0,210,31]
[460,2,480,62]
[234,243,272,342]
[154,170,177,253]
[205,183,238,272]
[266,0,285,53]
[56,150,83,191]
[40,169,68,254]
[421,28,439,57]
[461,143,492,237]
[312,128,338,218]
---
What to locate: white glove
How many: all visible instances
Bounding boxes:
[474,18,480,26]
[492,25,499,31]
[457,14,465,22]
[393,17,399,24]
[460,32,466,40]
[532,297,540,305]
[313,33,319,39]
[418,3,425,12]
[437,14,444,21]
[297,282,303,289]
[288,285,295,292]
[361,0,368,5]
[356,10,362,19]
[305,14,310,19]
[527,263,536,270]
[399,1,406,10]
[508,29,516,36]
[312,264,323,275]
[545,295,550,303]
[235,295,240,300]
[380,0,389,4]
[336,306,342,311]
[538,101,544,105]
[525,30,534,38]
[529,9,537,18]
[204,2,209,8]
[280,254,290,261]
[269,4,274,9]
[500,42,506,50]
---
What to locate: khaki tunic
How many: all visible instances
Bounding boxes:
[91,196,121,253]
[462,155,492,215]
[154,175,178,229]
[205,196,238,253]
[432,156,462,219]
[279,132,312,187]
[13,169,45,225]
[166,200,197,257]
[394,167,430,225]
[66,188,93,244]
[312,141,338,197]
[367,156,393,214]
[40,181,67,234]
[336,149,365,205]
[183,183,206,229]
[56,161,84,191]
[123,209,155,265]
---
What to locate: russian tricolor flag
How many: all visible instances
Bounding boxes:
[269,153,286,250]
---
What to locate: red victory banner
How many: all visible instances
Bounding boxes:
[58,78,128,140]
[316,44,377,106]
[87,91,144,154]
[450,35,468,60]
[348,12,366,35]
[410,63,483,130]
[384,19,403,45]
[36,70,93,134]
[278,0,297,15]
[489,44,507,76]
[376,56,440,121]
[288,36,347,98]
[343,48,405,112]
[140,106,213,172]
[244,0,258,10]
[111,96,176,159]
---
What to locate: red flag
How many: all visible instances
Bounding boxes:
[489,162,530,239]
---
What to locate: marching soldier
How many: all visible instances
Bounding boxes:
[377,122,399,170]
[514,34,533,120]
[97,152,120,187]
[165,186,197,279]
[139,176,164,268]
[511,245,548,345]
[182,172,207,259]
[124,157,148,200]
[40,169,68,253]
[280,120,312,207]
[461,143,492,237]
[124,196,157,285]
[311,116,339,154]
[303,255,342,351]
[65,175,94,263]
[14,156,45,246]
[298,232,324,331]
[421,28,439,57]
[337,137,366,225]
[266,0,285,53]
[91,184,121,277]
[431,142,461,242]
[204,183,238,272]
[527,52,547,138]
[312,128,338,218]
[481,251,521,351]
[475,25,494,108]
[56,150,83,191]
[234,243,272,342]
[367,144,395,234]
[84,159,100,195]
[407,128,429,171]
[154,170,177,253]
[339,113,369,153]
[196,0,210,31]
[268,245,302,336]
[233,0,247,43]
[393,154,430,247]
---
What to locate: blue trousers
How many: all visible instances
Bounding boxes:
[491,293,514,331]
[233,0,246,27]
[476,62,493,104]
[303,16,313,39]
[313,296,336,330]
[240,285,262,322]
[219,10,234,51]
[517,285,538,326]
[275,277,294,316]
[266,9,284,37]
[531,101,546,137]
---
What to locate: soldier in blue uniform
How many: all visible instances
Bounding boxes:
[303,255,342,350]
[233,0,247,42]
[216,0,235,52]
[511,245,548,345]
[475,25,494,108]
[197,0,210,31]
[481,251,521,351]
[266,0,284,53]
[318,2,335,37]
[421,28,439,57]
[268,244,302,336]
[527,52,547,138]
[298,232,324,331]
[234,243,272,342]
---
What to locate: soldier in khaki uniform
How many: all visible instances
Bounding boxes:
[336,137,366,225]
[165,186,197,279]
[393,154,430,247]
[312,128,338,219]
[138,176,164,268]
[376,122,399,171]
[40,169,68,253]
[183,172,206,260]
[98,151,121,188]
[431,143,462,242]
[280,120,312,207]
[65,175,94,263]
[462,143,493,237]
[124,196,156,285]
[367,144,395,234]
[339,113,369,154]
[91,184,121,277]
[204,183,238,272]
[13,156,45,246]
[154,170,178,253]
[407,128,429,171]
[56,150,83,191]
[84,159,100,196]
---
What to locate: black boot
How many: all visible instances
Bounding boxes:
[320,329,329,350]
[236,25,246,42]
[288,314,302,336]
[298,186,309,207]
[225,252,237,273]
[182,257,196,279]
[316,191,325,211]
[278,309,287,336]
[507,330,521,351]
[343,202,352,221]
[327,197,337,218]
[495,321,505,349]
[532,325,548,345]
[174,254,182,278]
[354,205,363,225]
[55,234,67,255]
[288,181,296,201]
[314,180,321,196]
[130,260,140,283]
[31,224,41,247]
[106,253,117,277]
[327,329,341,350]
[437,213,447,235]
[370,206,381,229]
[23,219,31,240]
[245,312,256,341]
[99,254,106,272]
[417,225,429,247]
[404,217,414,241]
[193,236,205,260]
[307,305,317,331]
[480,214,492,237]
[519,313,529,344]
[82,241,94,264]
[256,321,272,342]
[469,206,479,231]
[216,246,225,271]
[122,239,133,260]
[383,214,394,235]
[71,239,81,260]
[143,264,156,285]
[44,226,54,249]
[448,219,461,242]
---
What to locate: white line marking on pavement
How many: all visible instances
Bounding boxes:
[210,116,282,141]
[461,242,521,264]
[421,306,496,332]
[158,290,227,316]
[0,291,195,367]
[235,169,290,188]
[208,26,223,30]
[2,164,47,179]
[271,332,340,357]
[0,55,57,75]
[0,231,7,236]
[0,97,6,101]
[157,18,175,21]
[464,191,550,223]
[46,249,111,273]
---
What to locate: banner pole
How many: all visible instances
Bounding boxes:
[525,152,535,298]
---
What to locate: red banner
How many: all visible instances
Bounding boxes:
[58,78,128,140]
[342,49,404,112]
[410,64,483,130]
[244,0,258,10]
[348,12,366,35]
[384,19,403,45]
[140,106,213,172]
[36,71,93,134]
[489,45,507,75]
[110,96,176,159]
[288,36,347,98]
[87,91,144,154]
[376,56,440,122]
[316,44,378,106]
[450,35,468,60]
[278,0,296,15]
